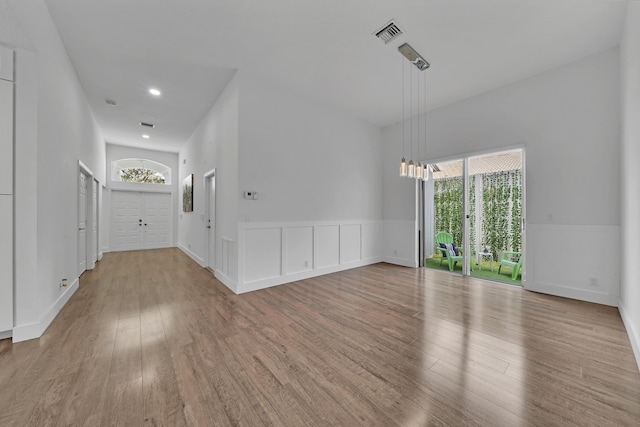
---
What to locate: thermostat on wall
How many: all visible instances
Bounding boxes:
[243,191,258,200]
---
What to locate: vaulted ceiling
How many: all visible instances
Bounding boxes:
[43,0,625,152]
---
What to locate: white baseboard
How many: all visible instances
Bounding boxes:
[214,270,237,293]
[12,278,79,342]
[618,298,640,372]
[0,330,12,340]
[526,281,618,307]
[236,256,383,294]
[383,256,418,268]
[178,243,206,267]
[98,251,103,261]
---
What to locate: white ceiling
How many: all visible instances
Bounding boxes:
[43,0,626,153]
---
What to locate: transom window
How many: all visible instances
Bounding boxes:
[111,158,172,185]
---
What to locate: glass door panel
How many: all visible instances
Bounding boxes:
[468,150,523,285]
[424,159,466,275]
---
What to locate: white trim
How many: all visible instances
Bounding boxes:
[214,270,237,293]
[12,278,79,342]
[78,160,94,177]
[528,283,618,307]
[237,220,383,294]
[0,330,11,340]
[237,256,383,294]
[383,256,418,268]
[178,243,206,267]
[619,298,640,372]
[525,223,619,306]
[424,142,526,166]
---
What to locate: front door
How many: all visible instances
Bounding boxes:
[110,191,171,251]
[143,193,171,249]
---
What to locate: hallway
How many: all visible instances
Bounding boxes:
[1,248,639,425]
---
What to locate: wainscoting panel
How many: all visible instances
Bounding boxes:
[244,228,282,283]
[237,221,383,294]
[316,225,340,269]
[286,226,313,274]
[362,222,383,261]
[340,224,361,265]
[383,220,418,267]
[525,224,619,306]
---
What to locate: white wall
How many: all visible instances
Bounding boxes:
[105,144,179,250]
[178,72,239,288]
[619,3,640,369]
[234,71,383,293]
[237,71,382,223]
[6,1,106,341]
[178,71,383,293]
[383,48,621,305]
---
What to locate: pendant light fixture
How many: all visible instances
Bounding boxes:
[407,59,415,179]
[399,56,407,177]
[397,42,429,182]
[415,69,423,181]
[422,67,429,181]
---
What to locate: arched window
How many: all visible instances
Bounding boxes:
[111,158,172,185]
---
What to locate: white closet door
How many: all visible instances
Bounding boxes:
[0,196,12,332]
[0,79,12,194]
[111,191,143,251]
[0,53,13,333]
[92,179,98,263]
[143,193,171,249]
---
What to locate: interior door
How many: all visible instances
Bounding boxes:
[207,173,216,270]
[111,190,143,251]
[78,171,88,274]
[143,193,171,249]
[92,179,98,263]
[0,74,13,333]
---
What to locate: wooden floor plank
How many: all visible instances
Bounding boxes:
[0,248,639,426]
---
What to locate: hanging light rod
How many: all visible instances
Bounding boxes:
[398,43,430,71]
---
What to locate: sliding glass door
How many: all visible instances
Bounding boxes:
[424,159,466,276]
[424,149,524,285]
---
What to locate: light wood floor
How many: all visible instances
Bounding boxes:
[1,248,639,426]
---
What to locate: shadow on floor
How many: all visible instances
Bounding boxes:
[425,256,522,286]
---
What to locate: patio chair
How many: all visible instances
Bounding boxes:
[498,251,522,280]
[435,231,464,272]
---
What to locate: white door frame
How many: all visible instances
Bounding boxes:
[78,160,95,275]
[423,144,526,281]
[204,168,217,271]
[92,178,99,265]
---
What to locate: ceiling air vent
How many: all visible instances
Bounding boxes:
[374,20,403,44]
[140,122,155,128]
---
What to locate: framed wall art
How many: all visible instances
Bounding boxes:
[183,174,193,212]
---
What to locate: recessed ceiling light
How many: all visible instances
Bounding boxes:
[149,88,161,96]
[142,134,150,139]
